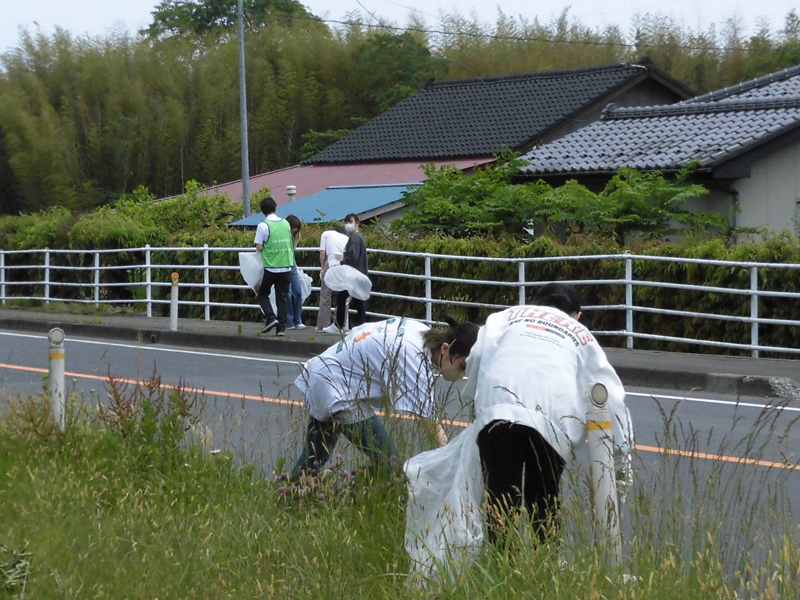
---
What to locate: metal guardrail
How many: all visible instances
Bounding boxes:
[1,245,799,358]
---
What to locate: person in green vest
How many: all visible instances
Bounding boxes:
[254,197,294,336]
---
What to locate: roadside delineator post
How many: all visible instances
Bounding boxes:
[586,382,622,568]
[48,327,66,432]
[170,272,179,331]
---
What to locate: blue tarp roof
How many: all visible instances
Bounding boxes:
[229,183,419,226]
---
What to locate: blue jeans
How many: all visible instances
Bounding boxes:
[285,264,303,327]
[290,415,399,479]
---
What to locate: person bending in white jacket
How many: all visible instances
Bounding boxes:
[290,316,479,480]
[404,283,634,578]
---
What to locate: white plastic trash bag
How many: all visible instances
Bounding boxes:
[238,252,263,294]
[298,268,313,303]
[404,425,485,583]
[324,264,372,301]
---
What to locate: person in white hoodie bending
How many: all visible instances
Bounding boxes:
[290,316,479,480]
[404,283,634,579]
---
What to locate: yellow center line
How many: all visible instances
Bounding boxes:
[0,362,302,408]
[634,444,799,471]
[2,362,797,471]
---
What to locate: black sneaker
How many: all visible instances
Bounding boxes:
[277,330,286,337]
[260,318,278,333]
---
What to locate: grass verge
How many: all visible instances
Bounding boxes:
[0,385,798,599]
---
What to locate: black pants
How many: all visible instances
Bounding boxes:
[257,270,291,331]
[477,420,565,544]
[335,290,366,328]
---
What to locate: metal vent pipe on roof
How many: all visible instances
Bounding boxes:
[286,185,297,200]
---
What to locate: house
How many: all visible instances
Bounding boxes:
[217,58,693,224]
[516,64,800,233]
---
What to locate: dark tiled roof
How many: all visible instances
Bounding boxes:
[308,62,687,164]
[518,97,800,175]
[682,64,800,103]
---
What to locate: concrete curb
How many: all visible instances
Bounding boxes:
[0,318,326,361]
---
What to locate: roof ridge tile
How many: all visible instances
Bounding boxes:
[683,64,800,104]
[426,63,636,88]
[603,96,800,119]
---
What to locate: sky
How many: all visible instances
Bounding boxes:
[1,0,796,54]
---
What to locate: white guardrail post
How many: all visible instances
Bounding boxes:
[424,254,432,323]
[44,248,51,305]
[203,244,211,321]
[518,260,525,305]
[624,253,633,349]
[93,251,101,306]
[145,244,152,318]
[586,382,622,568]
[750,266,759,358]
[170,272,179,331]
[0,250,5,305]
[48,327,66,432]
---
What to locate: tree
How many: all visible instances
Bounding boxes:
[533,168,725,245]
[782,9,800,42]
[143,0,313,39]
[394,157,725,245]
[296,128,353,162]
[392,154,543,237]
[775,10,800,67]
[351,32,446,113]
[0,126,23,215]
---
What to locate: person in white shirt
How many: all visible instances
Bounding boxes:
[404,283,634,579]
[315,225,349,331]
[290,316,479,479]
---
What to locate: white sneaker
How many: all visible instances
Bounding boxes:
[321,324,342,334]
[294,323,307,330]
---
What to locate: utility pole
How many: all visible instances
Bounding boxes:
[238,0,251,218]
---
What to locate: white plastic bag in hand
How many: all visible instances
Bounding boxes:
[238,252,263,294]
[298,268,313,302]
[323,264,372,301]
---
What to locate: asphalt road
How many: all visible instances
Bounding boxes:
[2,328,798,572]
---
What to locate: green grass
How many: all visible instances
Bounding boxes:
[0,387,798,599]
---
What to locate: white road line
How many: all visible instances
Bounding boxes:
[627,391,800,413]
[0,331,302,366]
